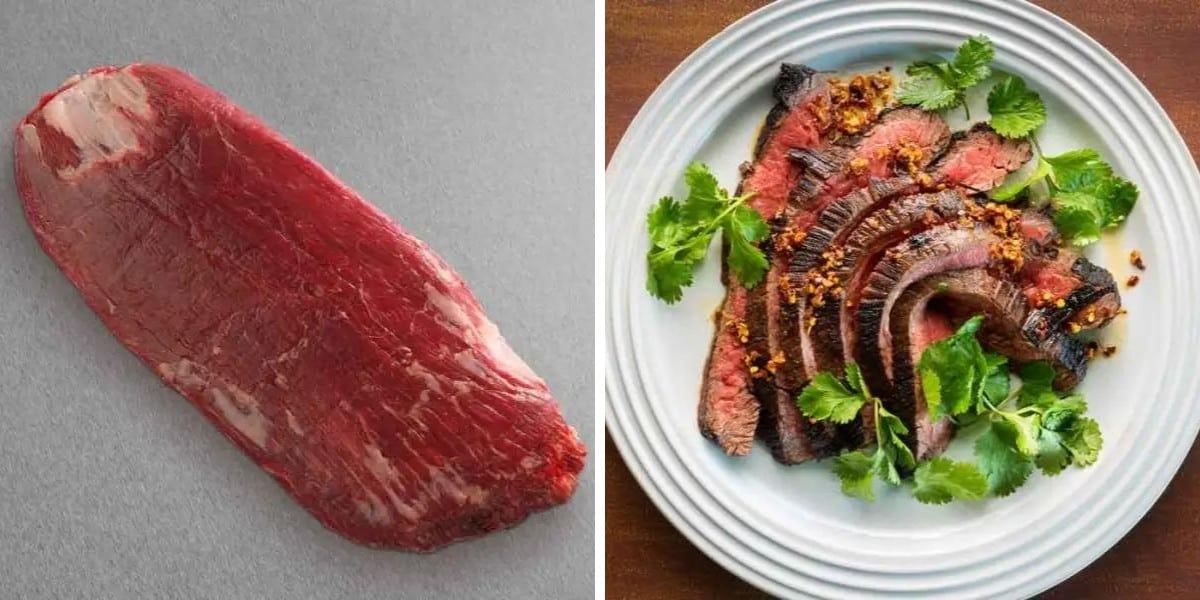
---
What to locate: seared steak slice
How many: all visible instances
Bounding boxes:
[890,270,1088,459]
[788,107,951,205]
[799,127,1031,438]
[699,292,760,455]
[850,219,1052,447]
[699,64,827,456]
[930,278,1088,389]
[757,108,949,463]
[855,226,999,418]
[832,195,1110,394]
[929,123,1033,191]
[1022,251,1121,339]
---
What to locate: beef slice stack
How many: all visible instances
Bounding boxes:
[699,64,1120,464]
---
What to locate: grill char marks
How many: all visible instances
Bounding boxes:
[821,190,974,411]
[698,64,826,457]
[854,225,998,443]
[890,270,1089,459]
[930,277,1088,390]
[758,107,950,462]
[1022,255,1121,351]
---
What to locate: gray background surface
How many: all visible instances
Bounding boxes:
[0,1,593,598]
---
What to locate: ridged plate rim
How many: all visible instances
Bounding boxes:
[606,0,1200,597]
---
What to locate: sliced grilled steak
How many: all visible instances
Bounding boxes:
[699,292,760,455]
[1022,251,1121,340]
[831,196,1112,397]
[837,191,982,367]
[929,123,1033,191]
[757,108,949,463]
[788,128,1032,447]
[890,270,1087,458]
[788,106,951,205]
[929,276,1088,389]
[854,225,1000,427]
[699,64,827,456]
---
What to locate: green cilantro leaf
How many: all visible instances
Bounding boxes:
[911,457,988,504]
[975,420,1034,496]
[1041,395,1087,431]
[844,362,868,395]
[645,163,770,303]
[1085,177,1139,226]
[724,212,770,287]
[1035,428,1071,476]
[896,73,961,111]
[797,370,870,425]
[951,35,996,88]
[1050,172,1137,247]
[680,162,724,222]
[987,75,1046,138]
[1044,149,1113,192]
[982,353,1011,406]
[1017,362,1058,409]
[827,308,1107,504]
[993,146,1142,244]
[646,243,701,304]
[997,411,1041,456]
[991,157,1051,202]
[1063,416,1103,467]
[988,148,1138,245]
[647,197,685,246]
[1052,203,1104,247]
[875,403,916,481]
[832,450,876,501]
[919,316,987,419]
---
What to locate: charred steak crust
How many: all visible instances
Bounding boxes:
[757,64,821,158]
[854,226,999,448]
[1024,257,1121,344]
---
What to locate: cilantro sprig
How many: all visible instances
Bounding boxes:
[918,317,1103,498]
[918,316,1009,420]
[897,35,994,115]
[645,162,769,303]
[972,363,1102,494]
[896,36,1046,138]
[798,315,1102,504]
[797,363,984,504]
[894,34,1133,245]
[991,148,1139,245]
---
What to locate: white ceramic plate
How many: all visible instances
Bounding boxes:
[605,1,1200,597]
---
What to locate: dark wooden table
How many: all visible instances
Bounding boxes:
[606,1,1200,598]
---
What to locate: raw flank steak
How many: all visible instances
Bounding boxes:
[13,64,586,551]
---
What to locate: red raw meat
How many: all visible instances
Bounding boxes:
[12,64,586,551]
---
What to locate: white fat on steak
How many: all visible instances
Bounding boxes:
[158,359,272,450]
[32,67,152,180]
[421,282,542,389]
